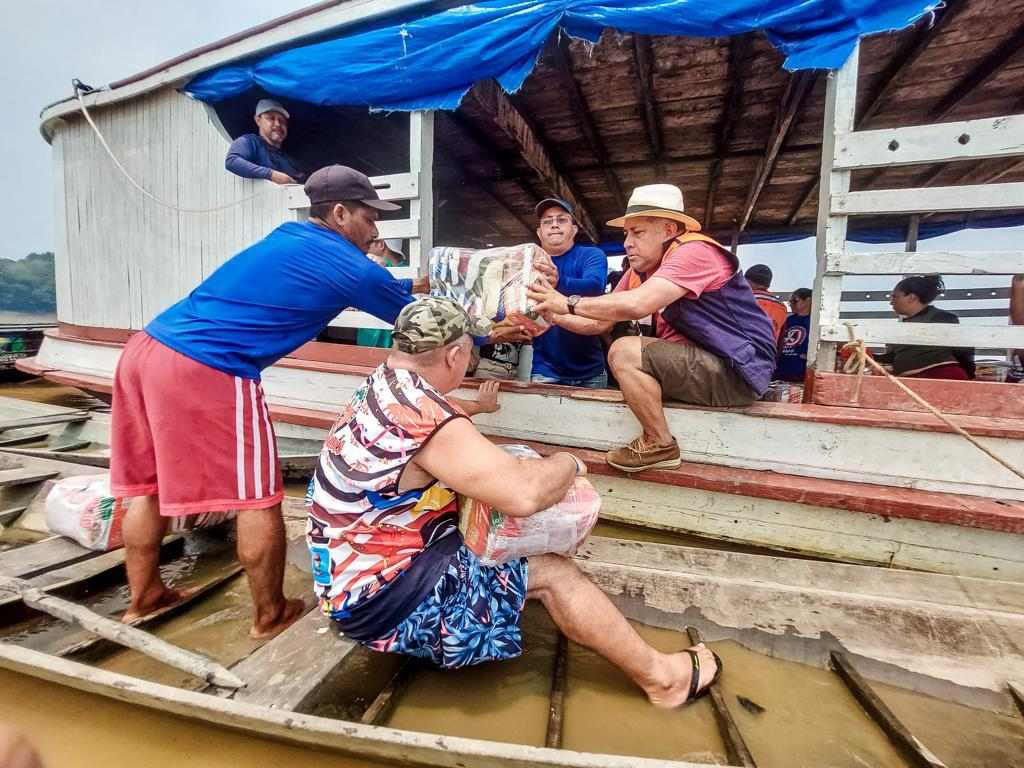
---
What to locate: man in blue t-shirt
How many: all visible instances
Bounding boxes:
[774,288,812,383]
[110,165,423,640]
[530,198,609,387]
[224,99,307,185]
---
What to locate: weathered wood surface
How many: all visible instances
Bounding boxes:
[0,536,185,608]
[0,413,89,432]
[0,432,54,448]
[0,468,59,489]
[1010,681,1024,719]
[825,249,1023,276]
[575,538,1024,707]
[0,506,27,526]
[545,634,569,749]
[812,372,1024,420]
[360,660,417,726]
[227,607,360,710]
[0,537,98,579]
[0,447,109,468]
[685,627,755,768]
[822,318,1024,351]
[55,562,244,658]
[830,652,947,768]
[834,114,1024,170]
[35,331,1024,503]
[833,181,1024,216]
[0,643,692,768]
[1,575,243,688]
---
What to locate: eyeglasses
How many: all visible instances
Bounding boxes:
[540,215,573,227]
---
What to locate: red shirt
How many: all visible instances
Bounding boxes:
[613,241,734,344]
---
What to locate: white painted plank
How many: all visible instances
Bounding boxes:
[834,114,1024,170]
[823,319,1024,349]
[409,111,434,278]
[832,182,1024,216]
[35,334,1024,501]
[826,250,1024,276]
[51,133,74,322]
[285,173,419,209]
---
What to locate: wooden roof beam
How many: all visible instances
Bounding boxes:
[548,37,627,212]
[737,70,817,234]
[858,2,970,127]
[704,35,750,231]
[787,3,969,226]
[468,80,601,242]
[632,34,664,170]
[927,23,1024,121]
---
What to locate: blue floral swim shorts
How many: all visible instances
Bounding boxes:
[364,546,529,669]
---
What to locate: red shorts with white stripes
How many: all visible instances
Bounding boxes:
[110,332,283,516]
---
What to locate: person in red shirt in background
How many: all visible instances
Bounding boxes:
[745,264,788,341]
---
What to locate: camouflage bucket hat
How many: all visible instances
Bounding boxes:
[393,297,491,354]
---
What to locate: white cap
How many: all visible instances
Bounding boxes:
[383,238,405,258]
[255,98,289,119]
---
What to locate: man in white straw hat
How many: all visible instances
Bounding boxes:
[529,183,777,473]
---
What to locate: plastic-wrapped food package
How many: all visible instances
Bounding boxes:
[45,474,236,551]
[458,444,600,566]
[429,244,554,336]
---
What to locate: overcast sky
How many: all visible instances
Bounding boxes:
[0,0,308,264]
[3,2,1017,300]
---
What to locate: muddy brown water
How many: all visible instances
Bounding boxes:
[2,382,1024,766]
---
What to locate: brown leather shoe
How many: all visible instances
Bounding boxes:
[606,436,681,473]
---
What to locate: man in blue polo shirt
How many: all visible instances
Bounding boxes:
[530,198,609,387]
[225,99,307,185]
[111,165,422,640]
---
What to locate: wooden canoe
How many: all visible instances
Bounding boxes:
[1,488,1023,767]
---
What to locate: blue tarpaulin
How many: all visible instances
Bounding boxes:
[186,0,940,111]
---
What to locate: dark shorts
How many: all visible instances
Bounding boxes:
[363,546,528,669]
[642,339,756,407]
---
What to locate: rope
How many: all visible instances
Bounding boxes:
[841,323,1024,483]
[72,81,262,214]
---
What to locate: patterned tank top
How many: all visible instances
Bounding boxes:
[306,364,466,617]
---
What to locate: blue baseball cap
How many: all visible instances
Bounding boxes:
[535,198,575,219]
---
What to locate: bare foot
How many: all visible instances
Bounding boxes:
[644,642,719,709]
[249,597,307,640]
[122,585,200,624]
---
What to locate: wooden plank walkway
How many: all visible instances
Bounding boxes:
[227,608,359,710]
[0,537,98,580]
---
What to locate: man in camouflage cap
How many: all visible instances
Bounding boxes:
[392,296,491,354]
[305,296,720,704]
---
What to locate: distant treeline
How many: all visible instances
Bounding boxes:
[0,252,56,314]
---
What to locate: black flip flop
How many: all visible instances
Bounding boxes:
[682,645,723,704]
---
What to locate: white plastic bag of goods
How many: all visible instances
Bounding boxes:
[45,474,237,551]
[428,244,554,336]
[458,444,600,566]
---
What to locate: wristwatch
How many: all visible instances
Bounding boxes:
[567,295,582,315]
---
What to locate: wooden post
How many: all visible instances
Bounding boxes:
[360,660,416,725]
[408,110,434,279]
[544,634,569,749]
[808,43,859,373]
[905,214,920,253]
[830,652,946,768]
[1,576,244,689]
[686,627,756,767]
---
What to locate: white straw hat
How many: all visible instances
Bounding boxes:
[607,184,701,231]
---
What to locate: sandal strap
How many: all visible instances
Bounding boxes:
[685,648,702,701]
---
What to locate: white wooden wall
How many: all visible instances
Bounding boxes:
[809,43,1024,370]
[51,87,433,332]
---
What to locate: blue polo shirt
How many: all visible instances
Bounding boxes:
[225,134,307,183]
[146,221,414,379]
[532,243,608,382]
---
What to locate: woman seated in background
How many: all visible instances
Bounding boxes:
[875,275,975,380]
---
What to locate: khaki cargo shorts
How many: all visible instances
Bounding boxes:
[641,339,756,407]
